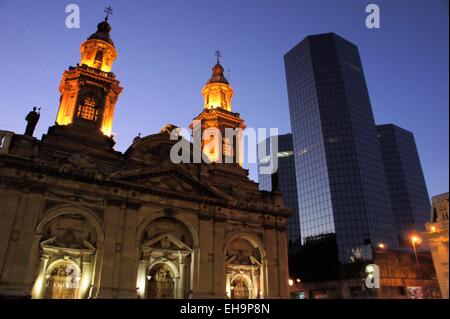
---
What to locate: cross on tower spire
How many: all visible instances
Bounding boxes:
[104,6,113,21]
[215,50,222,64]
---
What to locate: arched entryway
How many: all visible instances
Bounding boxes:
[31,207,102,299]
[136,216,196,299]
[224,232,267,299]
[146,263,175,299]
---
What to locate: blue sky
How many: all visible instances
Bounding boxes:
[0,0,448,196]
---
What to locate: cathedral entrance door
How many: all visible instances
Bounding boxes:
[231,276,249,299]
[146,264,175,299]
[44,263,78,299]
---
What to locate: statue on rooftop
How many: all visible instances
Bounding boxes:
[24,107,40,137]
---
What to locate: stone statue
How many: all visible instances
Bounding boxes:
[24,107,40,137]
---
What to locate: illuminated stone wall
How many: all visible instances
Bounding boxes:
[0,130,290,299]
[426,192,449,299]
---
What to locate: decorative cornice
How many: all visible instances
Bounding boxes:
[0,154,289,217]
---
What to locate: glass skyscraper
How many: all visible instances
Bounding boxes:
[258,134,301,247]
[284,33,398,262]
[376,124,431,247]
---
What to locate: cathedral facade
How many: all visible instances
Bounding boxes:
[0,16,290,299]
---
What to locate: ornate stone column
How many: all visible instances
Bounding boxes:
[78,255,92,299]
[190,247,200,294]
[136,259,148,299]
[31,253,49,299]
[178,255,186,299]
[91,241,103,299]
[261,258,268,299]
[252,268,260,299]
[225,270,232,298]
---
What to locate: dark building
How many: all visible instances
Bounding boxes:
[289,247,440,299]
[376,124,431,246]
[284,33,398,263]
[258,134,301,248]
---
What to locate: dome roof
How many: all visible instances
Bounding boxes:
[207,62,229,85]
[88,19,114,47]
[125,132,194,164]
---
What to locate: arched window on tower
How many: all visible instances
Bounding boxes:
[93,49,104,69]
[77,96,99,121]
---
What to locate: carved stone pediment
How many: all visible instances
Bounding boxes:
[142,233,192,254]
[110,166,227,200]
[41,235,96,254]
[143,175,198,193]
[226,252,261,266]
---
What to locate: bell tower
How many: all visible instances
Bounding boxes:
[190,52,245,165]
[55,8,122,137]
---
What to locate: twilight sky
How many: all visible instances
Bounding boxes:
[0,0,448,197]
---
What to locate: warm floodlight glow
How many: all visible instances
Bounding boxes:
[202,83,234,111]
[411,235,421,244]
